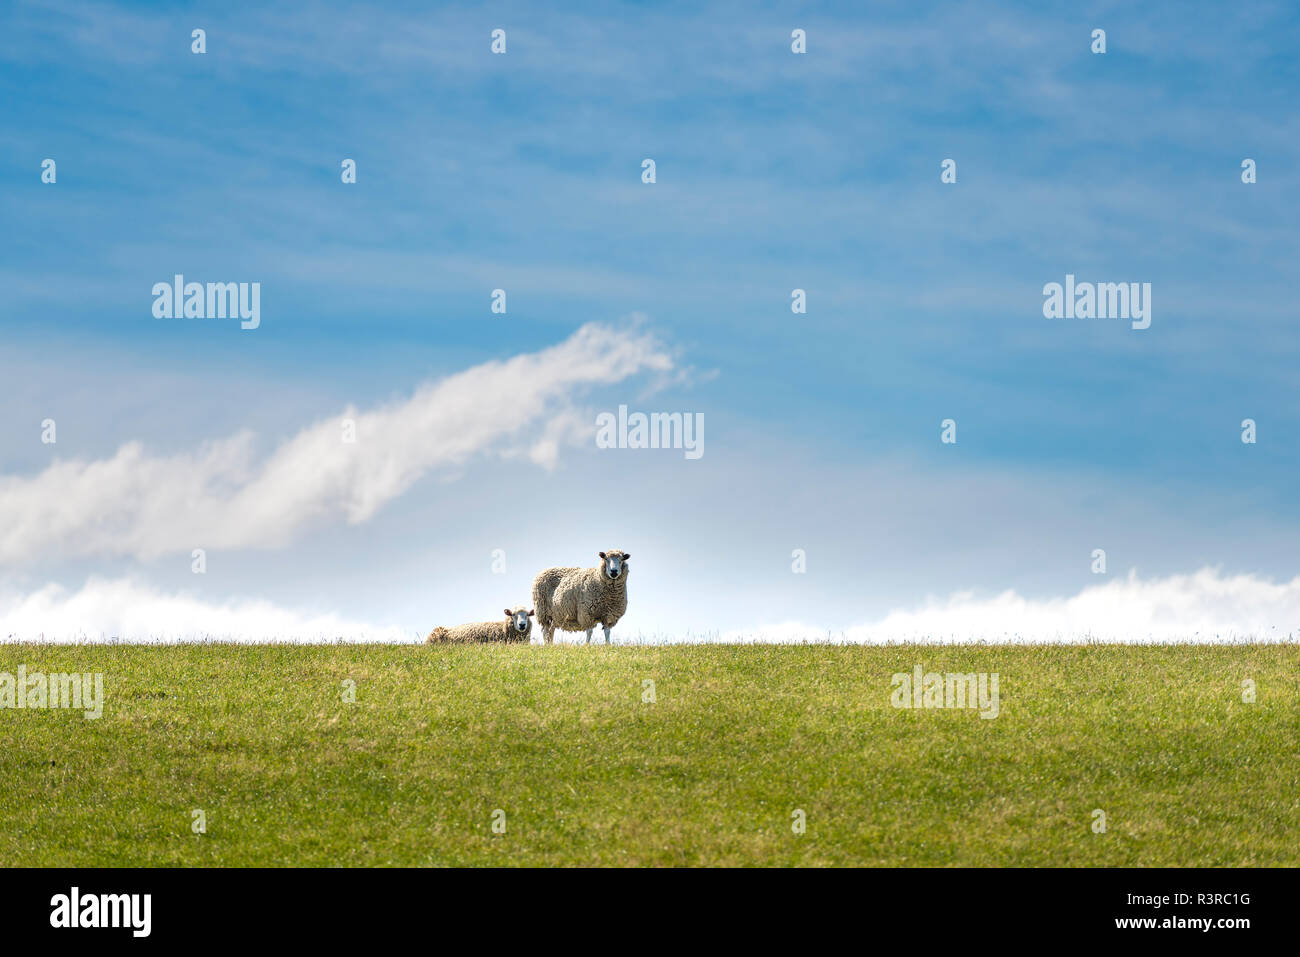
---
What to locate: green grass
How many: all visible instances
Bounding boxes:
[1,643,1296,866]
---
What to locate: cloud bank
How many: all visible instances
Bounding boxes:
[5,567,1299,644]
[0,322,672,564]
[0,577,410,643]
[727,568,1300,643]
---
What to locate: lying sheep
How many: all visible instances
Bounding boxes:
[532,549,630,644]
[425,607,534,644]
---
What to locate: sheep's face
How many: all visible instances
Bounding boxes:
[598,550,631,582]
[505,607,535,637]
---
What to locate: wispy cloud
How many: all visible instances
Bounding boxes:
[0,321,673,563]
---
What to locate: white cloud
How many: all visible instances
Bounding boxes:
[0,577,411,643]
[0,321,672,564]
[6,567,1300,644]
[721,568,1300,643]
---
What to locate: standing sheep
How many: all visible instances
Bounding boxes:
[425,607,534,644]
[532,549,631,644]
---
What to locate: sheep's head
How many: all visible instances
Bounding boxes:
[598,550,631,582]
[504,607,535,637]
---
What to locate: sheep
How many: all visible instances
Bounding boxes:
[532,549,630,644]
[425,606,534,644]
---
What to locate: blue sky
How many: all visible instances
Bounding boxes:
[2,0,1299,640]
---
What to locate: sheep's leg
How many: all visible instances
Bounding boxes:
[544,624,554,644]
[603,625,611,644]
[584,628,593,644]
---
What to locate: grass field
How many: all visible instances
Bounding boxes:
[1,643,1296,866]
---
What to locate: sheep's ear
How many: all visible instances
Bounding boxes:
[504,608,513,617]
[622,553,630,560]
[528,609,535,617]
[599,551,607,560]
